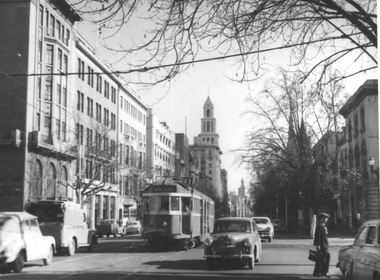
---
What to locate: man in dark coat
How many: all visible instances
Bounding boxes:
[313,213,331,278]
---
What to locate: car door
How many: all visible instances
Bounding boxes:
[30,218,47,260]
[78,213,89,245]
[356,224,380,280]
[21,219,39,261]
[352,225,369,279]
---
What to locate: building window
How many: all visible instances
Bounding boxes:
[30,160,43,201]
[111,87,116,104]
[360,107,365,132]
[347,119,352,142]
[111,113,116,130]
[96,103,102,122]
[77,91,84,112]
[353,114,358,137]
[361,139,368,178]
[58,166,68,199]
[354,144,360,168]
[104,81,109,99]
[207,109,210,117]
[104,108,109,126]
[48,14,55,36]
[46,163,56,199]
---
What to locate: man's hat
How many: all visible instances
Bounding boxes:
[319,213,329,219]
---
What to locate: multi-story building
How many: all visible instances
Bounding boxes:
[0,0,81,211]
[174,133,190,179]
[118,84,148,222]
[146,108,176,181]
[190,97,223,197]
[0,0,148,227]
[338,79,379,223]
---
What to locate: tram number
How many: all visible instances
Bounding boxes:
[153,186,177,192]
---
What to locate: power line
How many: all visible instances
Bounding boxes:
[1,35,348,78]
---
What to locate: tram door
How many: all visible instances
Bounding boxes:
[200,199,203,235]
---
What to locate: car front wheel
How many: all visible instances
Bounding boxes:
[11,250,25,273]
[43,245,54,265]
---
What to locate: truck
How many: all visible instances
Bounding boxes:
[26,200,97,256]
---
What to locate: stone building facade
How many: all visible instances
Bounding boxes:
[338,79,379,224]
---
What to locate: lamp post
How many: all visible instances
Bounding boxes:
[369,156,375,182]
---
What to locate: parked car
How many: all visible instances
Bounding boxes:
[96,219,126,237]
[125,220,142,235]
[273,219,287,232]
[0,212,55,273]
[252,217,274,242]
[26,200,97,256]
[203,217,262,269]
[336,219,380,280]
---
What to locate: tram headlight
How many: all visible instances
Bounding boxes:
[243,238,252,247]
[161,220,168,228]
[204,237,213,247]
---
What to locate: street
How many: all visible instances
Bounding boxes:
[0,233,354,280]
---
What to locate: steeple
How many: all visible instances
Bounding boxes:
[193,97,220,147]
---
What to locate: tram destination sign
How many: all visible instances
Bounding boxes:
[153,185,177,193]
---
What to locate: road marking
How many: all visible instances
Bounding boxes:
[115,251,186,280]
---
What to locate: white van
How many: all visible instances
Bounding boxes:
[26,200,97,256]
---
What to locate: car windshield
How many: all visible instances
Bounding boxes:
[0,217,20,234]
[254,219,269,224]
[214,221,251,233]
[26,202,64,223]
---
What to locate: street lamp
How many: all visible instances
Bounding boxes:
[369,155,375,181]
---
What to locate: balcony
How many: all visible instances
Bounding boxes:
[28,131,76,160]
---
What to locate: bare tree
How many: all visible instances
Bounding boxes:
[239,70,347,226]
[72,0,377,85]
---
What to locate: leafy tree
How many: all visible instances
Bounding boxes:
[72,0,377,85]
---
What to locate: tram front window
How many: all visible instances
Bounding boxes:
[171,197,179,211]
[160,196,169,211]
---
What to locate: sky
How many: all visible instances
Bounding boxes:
[74,3,378,194]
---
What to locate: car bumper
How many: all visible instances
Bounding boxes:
[258,232,272,238]
[204,246,254,260]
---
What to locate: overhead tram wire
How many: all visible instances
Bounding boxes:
[1,35,350,78]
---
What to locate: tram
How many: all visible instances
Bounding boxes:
[141,177,215,249]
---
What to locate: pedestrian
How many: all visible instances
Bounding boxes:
[352,213,362,235]
[313,213,331,278]
[310,215,317,239]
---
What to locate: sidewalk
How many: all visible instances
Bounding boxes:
[291,229,355,241]
[283,230,355,247]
